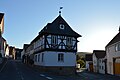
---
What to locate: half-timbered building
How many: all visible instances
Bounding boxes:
[26,14,81,75]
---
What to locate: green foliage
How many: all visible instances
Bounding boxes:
[77,59,85,68]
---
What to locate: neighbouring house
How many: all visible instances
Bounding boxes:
[5,44,9,58]
[77,52,92,68]
[0,13,4,34]
[15,48,23,60]
[0,13,9,59]
[0,13,4,58]
[106,28,120,75]
[21,44,29,63]
[85,54,93,72]
[9,46,16,59]
[93,50,107,74]
[0,37,7,58]
[24,13,81,75]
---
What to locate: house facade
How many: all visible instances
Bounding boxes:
[85,54,93,72]
[0,13,4,58]
[24,14,81,74]
[0,13,4,34]
[106,28,120,75]
[5,44,9,58]
[93,50,106,74]
[21,44,29,63]
[9,46,16,59]
[15,48,23,60]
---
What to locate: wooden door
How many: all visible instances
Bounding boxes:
[114,63,120,75]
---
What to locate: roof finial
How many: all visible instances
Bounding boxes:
[59,7,63,16]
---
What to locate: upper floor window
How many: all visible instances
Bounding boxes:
[60,24,65,29]
[66,37,73,46]
[115,42,120,51]
[51,35,58,45]
[58,53,64,62]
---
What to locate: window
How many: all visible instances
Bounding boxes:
[42,53,44,62]
[38,54,40,62]
[102,66,104,70]
[51,35,58,45]
[60,24,65,29]
[66,37,73,46]
[115,43,120,51]
[59,36,65,40]
[35,55,37,62]
[99,66,101,69]
[58,53,64,62]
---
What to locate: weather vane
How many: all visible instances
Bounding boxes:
[59,7,63,16]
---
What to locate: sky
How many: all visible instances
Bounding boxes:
[0,0,120,52]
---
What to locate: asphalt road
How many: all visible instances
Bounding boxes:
[0,60,119,80]
[0,60,48,80]
[78,71,120,80]
[0,60,79,80]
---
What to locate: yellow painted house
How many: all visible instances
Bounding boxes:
[106,28,120,75]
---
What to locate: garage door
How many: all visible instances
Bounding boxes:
[114,63,120,75]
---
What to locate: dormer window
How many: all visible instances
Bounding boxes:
[60,24,65,29]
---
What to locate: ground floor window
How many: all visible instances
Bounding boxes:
[35,55,37,62]
[58,53,64,62]
[38,54,40,62]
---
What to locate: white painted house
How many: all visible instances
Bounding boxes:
[5,44,9,58]
[93,50,107,74]
[106,28,120,75]
[0,13,4,58]
[25,14,81,74]
[0,13,4,34]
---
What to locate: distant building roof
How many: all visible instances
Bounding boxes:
[15,48,23,52]
[0,13,4,23]
[23,44,29,51]
[93,50,106,59]
[106,32,120,47]
[85,54,93,61]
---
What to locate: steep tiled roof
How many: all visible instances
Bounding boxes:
[39,15,81,37]
[85,54,93,61]
[93,50,106,59]
[106,32,120,47]
[0,13,4,23]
